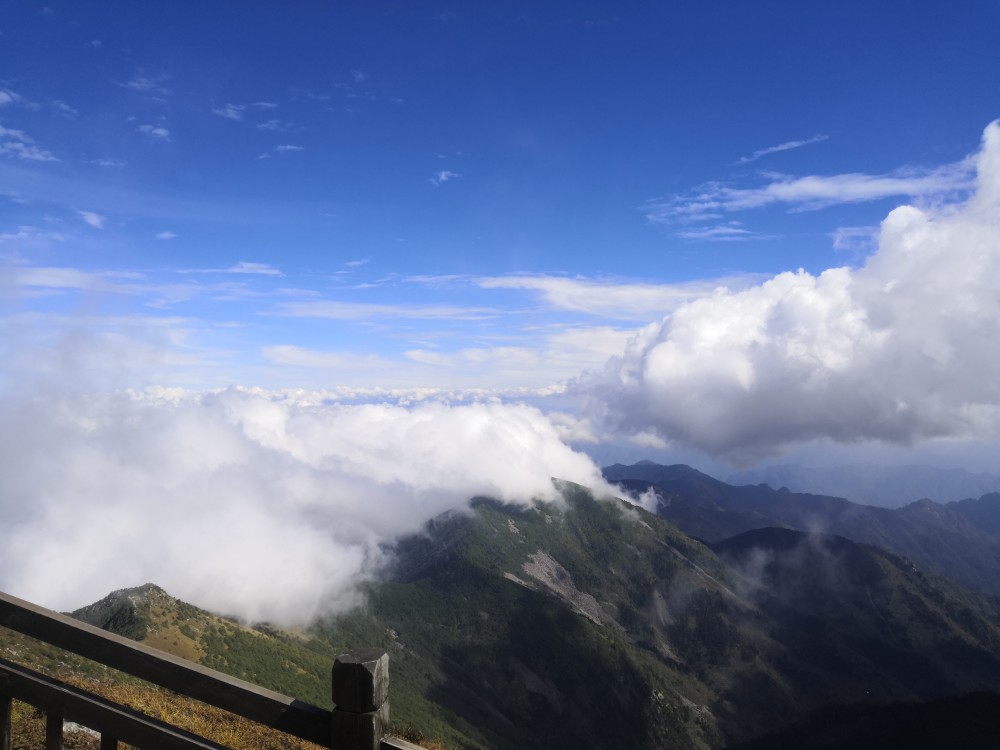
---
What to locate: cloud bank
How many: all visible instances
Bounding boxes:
[589,121,1000,462]
[0,387,610,623]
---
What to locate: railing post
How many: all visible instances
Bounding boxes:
[45,713,62,750]
[331,650,389,750]
[1,695,11,750]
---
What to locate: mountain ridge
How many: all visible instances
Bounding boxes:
[9,472,1000,748]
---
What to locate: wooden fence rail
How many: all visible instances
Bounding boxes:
[0,589,418,750]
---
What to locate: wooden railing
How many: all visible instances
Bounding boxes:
[0,590,422,750]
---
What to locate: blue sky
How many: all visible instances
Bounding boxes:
[5,1,1000,614]
[3,1,1000,458]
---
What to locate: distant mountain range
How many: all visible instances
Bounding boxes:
[727,463,1000,508]
[6,467,997,749]
[605,461,1000,598]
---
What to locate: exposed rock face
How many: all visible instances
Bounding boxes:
[520,550,608,626]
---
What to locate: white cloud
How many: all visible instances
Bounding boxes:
[0,89,22,106]
[53,100,78,118]
[252,101,278,109]
[225,261,281,275]
[676,223,769,241]
[590,121,1000,462]
[212,104,246,121]
[139,124,170,140]
[0,387,613,622]
[478,274,760,320]
[263,346,395,371]
[646,157,975,224]
[831,225,879,254]
[277,300,497,321]
[259,144,304,158]
[0,225,65,245]
[0,125,58,162]
[121,70,171,97]
[256,119,291,132]
[155,231,177,240]
[90,158,125,168]
[401,326,635,390]
[78,211,107,229]
[430,170,460,186]
[737,134,829,164]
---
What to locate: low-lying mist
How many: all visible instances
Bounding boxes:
[0,388,611,623]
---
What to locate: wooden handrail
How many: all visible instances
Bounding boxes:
[0,657,226,750]
[0,589,331,745]
[0,589,422,749]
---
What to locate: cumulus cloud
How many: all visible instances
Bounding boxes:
[0,387,612,622]
[588,121,1000,462]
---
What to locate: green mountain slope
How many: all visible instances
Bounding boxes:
[309,484,1000,748]
[9,478,1000,749]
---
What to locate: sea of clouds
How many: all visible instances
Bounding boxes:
[0,388,611,622]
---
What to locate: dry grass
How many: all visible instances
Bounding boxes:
[7,672,325,750]
[6,672,445,750]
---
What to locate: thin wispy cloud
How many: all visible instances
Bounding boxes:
[121,70,172,97]
[78,210,107,229]
[181,261,283,276]
[831,225,880,253]
[737,134,829,164]
[52,100,78,118]
[0,89,23,106]
[256,119,292,132]
[277,300,497,321]
[258,144,304,159]
[0,125,58,162]
[430,169,460,186]
[212,104,246,121]
[676,223,770,241]
[645,159,975,224]
[155,231,177,240]
[477,274,760,320]
[138,124,171,140]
